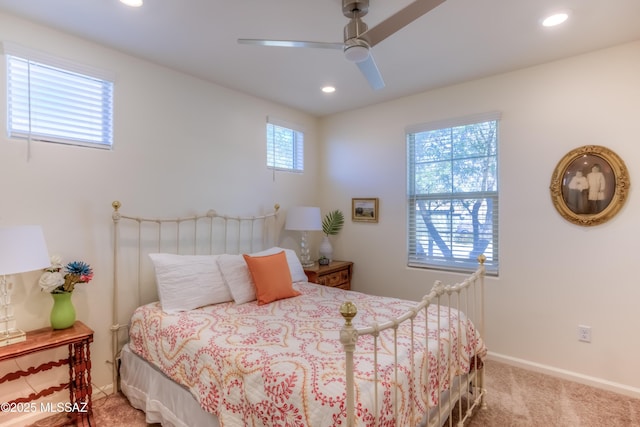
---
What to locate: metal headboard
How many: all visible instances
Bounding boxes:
[109,200,280,391]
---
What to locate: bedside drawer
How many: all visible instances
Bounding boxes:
[317,269,349,288]
[304,260,353,291]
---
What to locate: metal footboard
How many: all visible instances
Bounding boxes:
[340,256,486,427]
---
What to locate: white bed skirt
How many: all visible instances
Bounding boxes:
[120,343,469,427]
[120,344,221,427]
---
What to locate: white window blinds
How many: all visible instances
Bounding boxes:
[266,117,304,172]
[3,42,114,149]
[406,112,501,274]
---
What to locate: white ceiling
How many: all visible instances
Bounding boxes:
[1,0,639,117]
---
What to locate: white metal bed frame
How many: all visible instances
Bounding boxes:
[110,201,486,426]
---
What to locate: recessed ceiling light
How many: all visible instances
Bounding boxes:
[542,12,569,27]
[322,86,336,94]
[120,0,143,7]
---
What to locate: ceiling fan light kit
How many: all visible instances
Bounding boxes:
[344,41,370,63]
[238,0,446,90]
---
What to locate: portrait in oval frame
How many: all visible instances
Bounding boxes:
[550,145,630,226]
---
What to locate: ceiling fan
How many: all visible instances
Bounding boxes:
[238,0,446,90]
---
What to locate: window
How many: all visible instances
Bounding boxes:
[406,112,500,274]
[3,42,114,149]
[266,117,304,172]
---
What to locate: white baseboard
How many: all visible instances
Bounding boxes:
[487,351,640,399]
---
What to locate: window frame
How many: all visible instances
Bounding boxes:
[406,112,500,275]
[3,42,114,150]
[266,117,304,173]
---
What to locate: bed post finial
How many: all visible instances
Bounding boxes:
[274,203,280,212]
[112,201,121,222]
[340,301,357,326]
[477,253,486,265]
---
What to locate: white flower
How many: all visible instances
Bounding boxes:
[39,271,65,293]
[47,255,63,271]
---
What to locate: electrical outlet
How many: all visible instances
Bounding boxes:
[578,325,591,343]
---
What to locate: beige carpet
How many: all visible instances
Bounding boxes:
[31,359,640,426]
[453,360,640,426]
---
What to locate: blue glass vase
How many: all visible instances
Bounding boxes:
[50,292,76,329]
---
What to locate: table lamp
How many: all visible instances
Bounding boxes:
[0,225,50,347]
[285,207,322,267]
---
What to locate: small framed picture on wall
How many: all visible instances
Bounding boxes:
[352,198,379,223]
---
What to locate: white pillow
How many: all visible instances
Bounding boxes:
[217,254,255,304]
[217,247,308,304]
[148,253,233,313]
[251,247,307,283]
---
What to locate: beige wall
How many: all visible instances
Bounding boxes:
[0,11,319,425]
[320,40,640,396]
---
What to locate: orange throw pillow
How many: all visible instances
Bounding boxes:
[243,251,300,305]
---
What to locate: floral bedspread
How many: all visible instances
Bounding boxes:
[128,282,486,427]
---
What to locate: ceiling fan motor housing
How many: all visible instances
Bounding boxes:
[342,0,369,18]
[344,17,368,41]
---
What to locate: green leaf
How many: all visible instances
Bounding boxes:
[322,210,344,236]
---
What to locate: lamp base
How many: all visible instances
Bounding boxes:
[0,329,26,347]
[298,230,315,268]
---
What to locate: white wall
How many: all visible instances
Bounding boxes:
[0,11,319,425]
[320,40,640,396]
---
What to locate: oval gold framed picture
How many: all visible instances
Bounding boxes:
[550,145,630,226]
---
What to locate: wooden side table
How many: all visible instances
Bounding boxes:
[304,260,353,290]
[0,321,94,426]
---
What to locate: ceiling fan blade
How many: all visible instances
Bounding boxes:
[356,54,385,90]
[238,39,343,50]
[362,0,446,47]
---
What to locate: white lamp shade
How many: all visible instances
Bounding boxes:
[0,226,50,275]
[285,207,322,231]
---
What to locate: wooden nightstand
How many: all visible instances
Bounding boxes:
[0,321,94,426]
[304,260,353,290]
